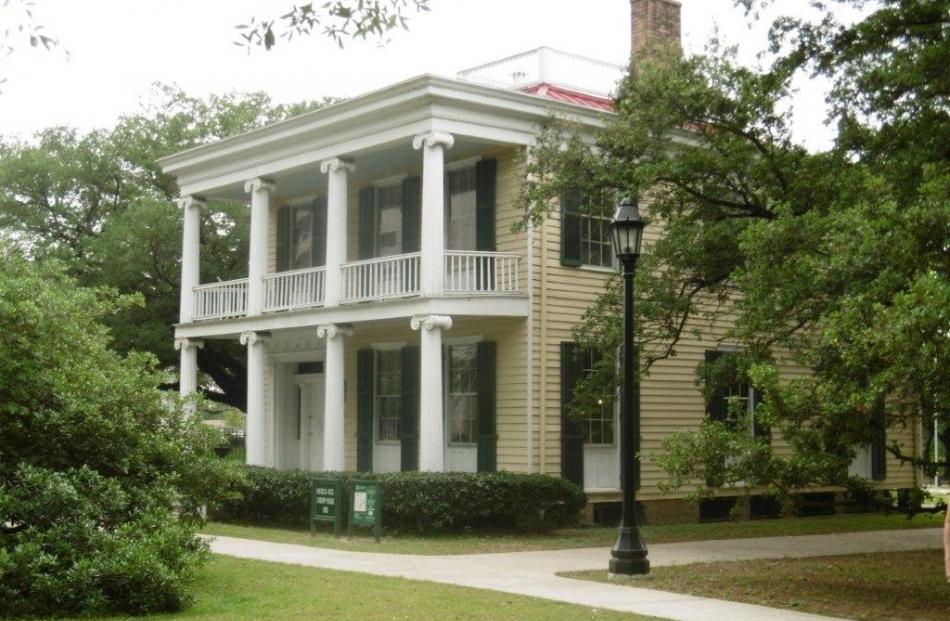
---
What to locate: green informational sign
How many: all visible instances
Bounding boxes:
[348,480,383,543]
[309,478,342,536]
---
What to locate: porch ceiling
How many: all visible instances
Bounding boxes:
[203,137,494,204]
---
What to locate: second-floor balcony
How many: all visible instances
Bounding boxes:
[190,250,522,322]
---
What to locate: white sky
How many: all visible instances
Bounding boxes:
[0,0,841,150]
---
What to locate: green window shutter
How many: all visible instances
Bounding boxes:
[276,205,291,272]
[401,176,421,253]
[400,346,420,472]
[560,342,584,487]
[703,350,727,488]
[357,349,375,473]
[560,190,582,267]
[475,158,497,251]
[752,386,770,442]
[312,197,327,267]
[476,341,497,472]
[704,350,728,423]
[871,410,887,481]
[358,187,375,260]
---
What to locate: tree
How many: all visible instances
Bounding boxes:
[0,85,336,409]
[237,0,430,50]
[522,0,948,504]
[0,246,235,616]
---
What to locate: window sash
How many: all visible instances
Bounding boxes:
[375,185,403,257]
[446,167,477,251]
[447,344,478,445]
[579,213,615,268]
[375,350,402,443]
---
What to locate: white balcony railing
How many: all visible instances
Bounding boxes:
[444,251,521,294]
[341,252,421,302]
[189,251,524,321]
[192,278,248,321]
[263,266,326,312]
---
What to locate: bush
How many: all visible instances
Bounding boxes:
[0,250,235,617]
[214,467,586,533]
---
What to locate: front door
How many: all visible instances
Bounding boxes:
[294,374,325,472]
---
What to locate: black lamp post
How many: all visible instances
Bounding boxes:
[608,196,650,576]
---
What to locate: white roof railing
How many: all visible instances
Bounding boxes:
[457,47,626,98]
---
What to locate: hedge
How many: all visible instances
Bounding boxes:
[213,467,586,533]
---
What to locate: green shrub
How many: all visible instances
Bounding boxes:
[0,251,235,617]
[214,467,586,533]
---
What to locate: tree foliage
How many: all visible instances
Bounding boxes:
[237,0,430,50]
[522,0,949,501]
[0,85,335,409]
[0,247,237,617]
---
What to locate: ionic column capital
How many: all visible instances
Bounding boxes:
[320,157,356,174]
[317,323,354,340]
[412,131,455,151]
[239,331,270,347]
[174,337,205,351]
[410,314,453,332]
[244,178,277,195]
[177,196,206,211]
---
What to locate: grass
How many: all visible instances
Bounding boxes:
[67,555,664,621]
[563,549,950,621]
[202,511,945,555]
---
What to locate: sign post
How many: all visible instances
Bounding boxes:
[309,478,343,537]
[348,480,383,543]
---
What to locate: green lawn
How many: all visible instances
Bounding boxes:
[202,511,945,555]
[68,555,663,621]
[564,549,950,621]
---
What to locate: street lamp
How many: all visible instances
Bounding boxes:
[608,196,649,576]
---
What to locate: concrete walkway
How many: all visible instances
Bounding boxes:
[209,528,942,621]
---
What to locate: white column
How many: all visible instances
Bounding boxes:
[178,196,205,323]
[319,158,355,307]
[412,132,454,297]
[240,331,269,466]
[174,337,204,397]
[411,314,453,472]
[317,323,352,471]
[244,178,276,316]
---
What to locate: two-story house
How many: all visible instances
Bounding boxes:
[162,0,919,522]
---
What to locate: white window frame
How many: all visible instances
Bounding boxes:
[374,349,402,445]
[444,343,479,447]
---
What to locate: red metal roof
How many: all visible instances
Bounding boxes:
[519,83,614,111]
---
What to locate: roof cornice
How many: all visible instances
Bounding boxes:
[157,74,612,176]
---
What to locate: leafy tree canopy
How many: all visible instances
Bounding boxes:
[0,84,336,410]
[0,246,236,616]
[237,0,431,50]
[522,0,949,502]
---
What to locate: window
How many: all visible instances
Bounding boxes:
[561,190,616,268]
[277,198,326,271]
[580,209,615,268]
[705,350,767,440]
[375,350,401,442]
[375,184,403,257]
[579,348,615,446]
[447,344,478,444]
[446,167,477,250]
[292,205,314,269]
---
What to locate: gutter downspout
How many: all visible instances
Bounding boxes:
[526,217,535,473]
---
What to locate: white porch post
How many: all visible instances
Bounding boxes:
[412,132,454,297]
[319,158,355,307]
[240,331,269,465]
[244,179,276,316]
[178,196,204,323]
[174,337,204,398]
[317,323,352,471]
[411,314,453,471]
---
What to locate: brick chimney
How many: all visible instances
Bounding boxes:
[630,0,682,56]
